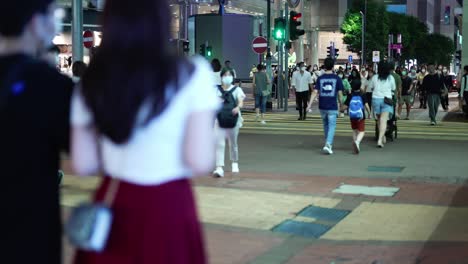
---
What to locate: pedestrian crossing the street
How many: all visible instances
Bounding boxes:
[241,112,468,141]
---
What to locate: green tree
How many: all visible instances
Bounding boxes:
[414,33,455,65]
[341,0,389,64]
[387,12,428,61]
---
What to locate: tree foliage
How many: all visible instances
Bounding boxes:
[415,33,455,65]
[341,0,454,66]
[341,0,389,63]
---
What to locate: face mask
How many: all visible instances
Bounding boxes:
[222,76,233,85]
[443,69,448,73]
[300,67,306,71]
[313,67,318,71]
[421,69,426,73]
[411,69,416,73]
[402,71,407,76]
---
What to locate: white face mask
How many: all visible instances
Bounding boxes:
[222,75,233,85]
[301,67,306,71]
[421,69,426,73]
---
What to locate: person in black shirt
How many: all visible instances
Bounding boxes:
[0,1,73,263]
[422,65,444,125]
[441,66,452,111]
[398,69,415,120]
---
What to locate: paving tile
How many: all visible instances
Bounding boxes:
[272,220,331,238]
[205,228,284,264]
[194,186,341,230]
[322,202,468,241]
[298,206,350,222]
[287,243,468,264]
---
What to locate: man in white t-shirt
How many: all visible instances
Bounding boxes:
[291,62,314,120]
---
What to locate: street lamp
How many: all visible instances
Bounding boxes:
[359,11,365,68]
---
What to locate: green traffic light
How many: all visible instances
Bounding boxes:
[274,17,286,41]
[275,29,284,40]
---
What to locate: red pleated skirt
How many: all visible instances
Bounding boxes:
[73,176,206,264]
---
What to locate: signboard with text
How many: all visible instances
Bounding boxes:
[372,51,380,62]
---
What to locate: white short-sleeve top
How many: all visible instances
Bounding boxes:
[71,57,220,185]
[371,74,396,99]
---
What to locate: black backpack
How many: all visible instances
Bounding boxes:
[217,86,239,128]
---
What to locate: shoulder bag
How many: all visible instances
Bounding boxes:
[65,177,119,252]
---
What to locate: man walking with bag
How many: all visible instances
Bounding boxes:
[422,65,444,125]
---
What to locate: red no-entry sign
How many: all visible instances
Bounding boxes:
[252,36,268,54]
[83,30,94,49]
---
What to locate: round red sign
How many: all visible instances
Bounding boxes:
[83,30,94,49]
[252,36,268,54]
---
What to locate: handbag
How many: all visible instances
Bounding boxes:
[262,89,270,97]
[65,178,119,252]
[384,97,393,106]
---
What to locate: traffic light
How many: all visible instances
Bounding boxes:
[289,11,305,41]
[334,48,339,59]
[206,46,213,58]
[273,17,286,41]
[327,46,335,58]
[199,44,206,56]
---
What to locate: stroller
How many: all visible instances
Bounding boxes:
[375,97,398,142]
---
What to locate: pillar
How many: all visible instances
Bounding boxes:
[72,0,83,62]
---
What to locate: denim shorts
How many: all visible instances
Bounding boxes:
[372,98,393,115]
[255,94,267,113]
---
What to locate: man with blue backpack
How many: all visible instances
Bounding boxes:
[343,80,371,154]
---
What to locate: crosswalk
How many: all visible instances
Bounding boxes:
[240,112,468,141]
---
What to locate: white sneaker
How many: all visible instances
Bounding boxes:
[339,113,345,118]
[353,141,360,154]
[213,167,224,178]
[232,162,239,173]
[322,144,333,155]
[255,115,260,121]
[261,120,266,125]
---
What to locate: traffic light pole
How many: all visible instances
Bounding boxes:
[284,2,289,112]
[278,41,284,109]
[266,0,273,110]
[72,0,83,62]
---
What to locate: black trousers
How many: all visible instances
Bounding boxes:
[441,94,449,109]
[464,91,468,106]
[418,88,427,108]
[366,92,373,111]
[296,91,309,118]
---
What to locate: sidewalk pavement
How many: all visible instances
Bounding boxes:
[61,170,468,264]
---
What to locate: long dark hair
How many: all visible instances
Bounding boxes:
[81,0,194,144]
[378,61,391,81]
[211,59,221,72]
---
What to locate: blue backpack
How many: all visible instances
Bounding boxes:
[349,95,364,120]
